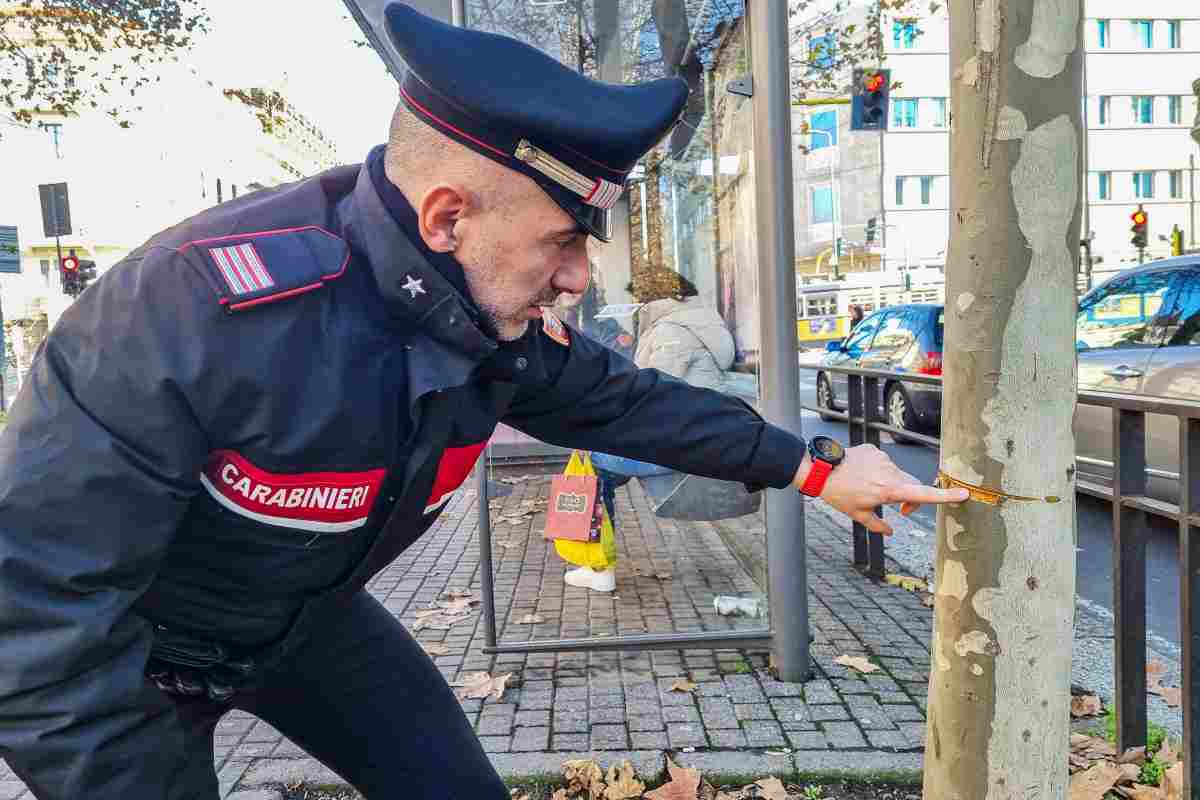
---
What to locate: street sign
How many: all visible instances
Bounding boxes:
[0,226,19,274]
[37,182,72,237]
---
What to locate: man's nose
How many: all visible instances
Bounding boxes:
[552,250,590,295]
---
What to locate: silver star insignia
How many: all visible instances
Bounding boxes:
[401,275,426,299]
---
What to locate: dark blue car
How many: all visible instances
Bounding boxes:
[815,303,944,442]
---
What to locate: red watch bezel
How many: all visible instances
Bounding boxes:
[799,458,834,497]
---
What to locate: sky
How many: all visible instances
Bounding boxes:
[185,0,402,162]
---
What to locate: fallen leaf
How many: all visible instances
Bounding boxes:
[517,613,545,624]
[835,654,881,674]
[415,608,444,619]
[1068,761,1122,800]
[670,678,698,693]
[444,589,472,600]
[645,758,702,800]
[451,671,511,701]
[604,760,646,800]
[551,791,571,800]
[1117,747,1147,765]
[420,642,449,657]
[510,790,530,800]
[884,573,928,592]
[753,777,789,800]
[562,759,604,799]
[655,572,673,580]
[1151,685,1183,708]
[921,593,935,607]
[1164,761,1184,799]
[412,613,471,632]
[1120,785,1166,800]
[441,596,479,614]
[1118,763,1143,783]
[1071,694,1103,717]
[1071,733,1094,749]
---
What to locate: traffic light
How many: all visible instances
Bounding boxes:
[1130,206,1148,250]
[851,68,891,131]
[60,251,80,296]
[77,259,97,294]
[865,217,878,244]
[1171,226,1184,256]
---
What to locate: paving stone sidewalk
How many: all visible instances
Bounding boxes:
[0,471,941,800]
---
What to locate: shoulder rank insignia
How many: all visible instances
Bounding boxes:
[185,225,350,313]
[541,308,570,347]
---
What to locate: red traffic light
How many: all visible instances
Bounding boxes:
[1131,210,1147,226]
[864,73,885,93]
[61,255,79,272]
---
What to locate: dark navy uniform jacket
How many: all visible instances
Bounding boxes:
[0,157,803,798]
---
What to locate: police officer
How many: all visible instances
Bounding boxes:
[0,5,966,798]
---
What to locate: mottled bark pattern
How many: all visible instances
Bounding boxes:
[923,2,1083,799]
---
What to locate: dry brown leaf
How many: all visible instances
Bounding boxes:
[445,589,472,601]
[510,790,530,800]
[835,654,881,674]
[1069,761,1123,800]
[415,608,444,619]
[420,642,450,657]
[655,572,673,581]
[1151,685,1183,708]
[753,777,789,800]
[1071,694,1103,717]
[670,678,698,693]
[1157,740,1180,767]
[562,759,605,799]
[517,613,545,624]
[603,760,646,800]
[451,671,511,701]
[1071,733,1094,749]
[1164,761,1184,799]
[1118,763,1143,783]
[921,593,935,607]
[644,758,702,800]
[1118,747,1147,766]
[441,596,479,614]
[1121,785,1166,800]
[884,573,928,592]
[550,791,571,800]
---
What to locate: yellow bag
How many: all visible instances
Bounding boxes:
[553,451,617,570]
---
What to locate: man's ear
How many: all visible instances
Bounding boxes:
[417,184,472,253]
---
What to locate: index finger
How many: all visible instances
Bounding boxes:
[890,483,969,506]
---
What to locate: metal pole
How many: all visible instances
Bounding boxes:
[450,0,464,26]
[878,130,887,267]
[748,0,810,683]
[1190,154,1196,248]
[476,457,498,649]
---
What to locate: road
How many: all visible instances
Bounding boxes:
[796,366,1184,652]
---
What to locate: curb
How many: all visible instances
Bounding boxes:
[226,749,924,798]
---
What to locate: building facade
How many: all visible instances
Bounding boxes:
[791,0,1200,282]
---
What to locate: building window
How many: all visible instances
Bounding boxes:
[1169,95,1182,124]
[807,33,836,70]
[1132,19,1153,48]
[1097,19,1109,48]
[892,19,917,49]
[892,98,918,128]
[1133,96,1154,124]
[920,176,933,206]
[1098,171,1111,200]
[811,186,834,224]
[1099,96,1111,125]
[895,176,906,206]
[1170,170,1183,199]
[929,98,947,128]
[1168,20,1181,48]
[1134,171,1155,199]
[809,110,837,150]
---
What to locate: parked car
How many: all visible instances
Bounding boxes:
[814,255,1200,502]
[814,303,943,442]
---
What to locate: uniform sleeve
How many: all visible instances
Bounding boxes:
[0,248,215,799]
[503,325,804,490]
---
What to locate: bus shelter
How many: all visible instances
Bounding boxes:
[344,0,810,681]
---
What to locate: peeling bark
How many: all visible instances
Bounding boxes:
[923,2,1083,799]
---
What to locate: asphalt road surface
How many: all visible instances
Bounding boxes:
[796,366,1184,651]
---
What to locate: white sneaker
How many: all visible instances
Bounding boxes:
[563,566,616,592]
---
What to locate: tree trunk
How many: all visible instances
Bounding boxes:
[923,2,1083,798]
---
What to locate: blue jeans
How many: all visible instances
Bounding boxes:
[591,453,671,521]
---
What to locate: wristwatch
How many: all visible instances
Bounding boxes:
[798,436,846,498]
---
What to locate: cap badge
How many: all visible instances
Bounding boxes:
[513,139,623,211]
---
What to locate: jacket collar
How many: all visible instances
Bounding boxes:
[346,161,498,367]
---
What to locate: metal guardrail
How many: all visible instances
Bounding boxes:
[800,362,1199,792]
